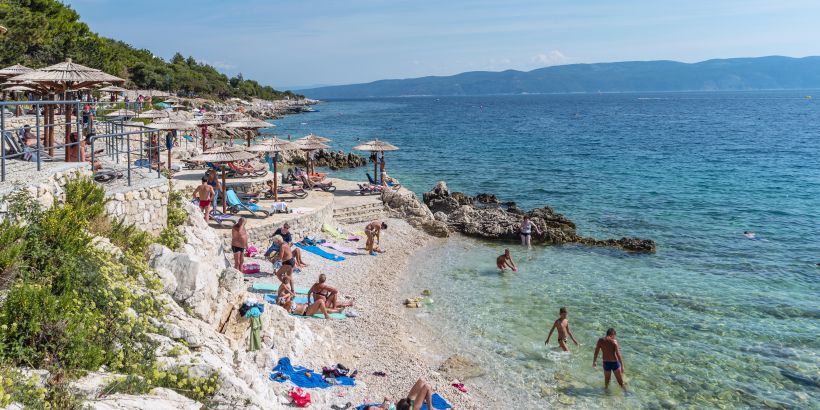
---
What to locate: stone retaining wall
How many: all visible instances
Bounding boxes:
[240,196,335,248]
[105,182,169,235]
[0,164,90,212]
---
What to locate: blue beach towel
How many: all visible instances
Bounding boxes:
[264,294,309,305]
[252,283,309,294]
[270,357,355,388]
[356,395,450,410]
[296,243,345,262]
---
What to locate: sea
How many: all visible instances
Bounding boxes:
[264,92,820,409]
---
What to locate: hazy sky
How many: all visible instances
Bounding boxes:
[65,0,820,90]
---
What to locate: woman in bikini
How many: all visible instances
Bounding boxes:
[496,248,517,272]
[519,215,542,247]
[278,290,345,319]
[308,273,354,309]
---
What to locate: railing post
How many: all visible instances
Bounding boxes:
[35,103,41,171]
[126,131,132,187]
[1,104,5,182]
[75,100,82,145]
[90,135,95,175]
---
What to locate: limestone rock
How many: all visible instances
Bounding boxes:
[438,354,485,380]
[85,387,202,410]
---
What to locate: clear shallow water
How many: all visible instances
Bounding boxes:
[266,93,820,408]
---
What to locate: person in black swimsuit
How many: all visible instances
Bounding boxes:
[308,274,354,309]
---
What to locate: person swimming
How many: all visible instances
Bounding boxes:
[743,231,756,239]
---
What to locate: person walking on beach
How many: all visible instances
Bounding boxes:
[519,215,542,247]
[365,220,387,255]
[545,307,579,352]
[231,217,248,271]
[192,176,215,222]
[496,248,517,272]
[593,328,627,391]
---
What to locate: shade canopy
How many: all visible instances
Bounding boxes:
[353,139,399,152]
[105,109,138,117]
[191,145,256,163]
[147,118,195,130]
[247,136,299,153]
[224,117,274,129]
[98,85,127,92]
[163,96,181,104]
[3,85,34,92]
[295,139,330,151]
[9,58,124,91]
[0,64,33,80]
[137,109,169,119]
[299,133,331,143]
[194,116,225,126]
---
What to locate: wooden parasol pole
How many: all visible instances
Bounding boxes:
[221,165,227,213]
[273,155,279,202]
[373,151,378,184]
[64,91,71,161]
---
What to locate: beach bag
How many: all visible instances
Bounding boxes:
[245,246,258,257]
[242,263,260,274]
[289,387,311,407]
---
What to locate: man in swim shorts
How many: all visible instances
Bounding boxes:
[192,176,215,222]
[272,235,295,281]
[545,306,579,352]
[593,328,627,391]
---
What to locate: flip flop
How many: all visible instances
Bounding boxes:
[452,383,468,393]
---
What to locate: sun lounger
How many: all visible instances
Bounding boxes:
[367,173,401,189]
[227,161,268,177]
[357,183,384,195]
[264,185,308,199]
[299,174,336,192]
[209,209,238,226]
[226,189,270,217]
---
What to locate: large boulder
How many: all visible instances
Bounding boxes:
[382,190,447,237]
[85,388,202,410]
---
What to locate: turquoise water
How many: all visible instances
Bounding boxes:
[266,93,820,408]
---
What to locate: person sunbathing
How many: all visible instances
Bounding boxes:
[363,379,436,410]
[308,274,353,309]
[279,295,344,319]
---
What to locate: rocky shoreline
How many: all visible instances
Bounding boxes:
[383,181,656,253]
[289,149,368,170]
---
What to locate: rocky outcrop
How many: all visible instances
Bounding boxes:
[423,181,656,253]
[382,189,449,238]
[291,149,368,170]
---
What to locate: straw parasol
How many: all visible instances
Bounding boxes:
[163,96,181,104]
[10,58,125,157]
[0,64,33,81]
[98,85,127,92]
[190,145,256,212]
[137,109,168,119]
[296,135,331,176]
[353,139,399,185]
[105,108,137,118]
[224,117,274,147]
[148,118,195,172]
[247,137,299,201]
[193,116,224,151]
[3,85,34,92]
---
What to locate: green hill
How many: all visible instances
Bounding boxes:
[0,0,298,100]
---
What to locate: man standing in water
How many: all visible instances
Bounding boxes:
[545,307,579,351]
[593,328,627,391]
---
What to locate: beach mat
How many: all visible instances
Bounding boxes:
[265,294,309,305]
[356,394,450,410]
[323,242,359,255]
[252,283,309,294]
[270,357,355,388]
[291,312,347,320]
[322,223,346,240]
[296,243,346,262]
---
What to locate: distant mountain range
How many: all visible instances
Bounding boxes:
[299,56,820,98]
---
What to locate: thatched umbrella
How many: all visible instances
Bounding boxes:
[0,64,33,81]
[193,116,224,151]
[147,118,195,172]
[137,109,168,119]
[163,96,181,104]
[299,133,331,144]
[295,138,330,176]
[10,58,124,157]
[224,117,274,147]
[98,84,127,102]
[353,139,399,185]
[190,145,256,212]
[247,137,299,201]
[105,108,137,118]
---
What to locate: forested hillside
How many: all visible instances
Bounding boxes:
[0,0,298,99]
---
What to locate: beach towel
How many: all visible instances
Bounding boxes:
[322,223,346,240]
[252,283,309,294]
[290,207,314,214]
[264,294,309,305]
[296,243,345,262]
[293,312,347,320]
[323,242,359,255]
[347,235,361,241]
[421,394,452,410]
[249,316,262,351]
[270,202,288,212]
[270,357,355,389]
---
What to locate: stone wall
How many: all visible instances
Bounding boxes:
[105,182,169,235]
[241,196,335,248]
[0,164,90,213]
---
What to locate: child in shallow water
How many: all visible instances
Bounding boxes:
[545,306,579,352]
[496,248,517,272]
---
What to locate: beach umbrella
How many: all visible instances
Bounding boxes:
[105,108,137,118]
[295,137,331,176]
[98,84,127,102]
[10,58,124,158]
[163,96,181,104]
[224,117,274,147]
[247,137,299,201]
[0,64,33,81]
[147,118,195,172]
[193,116,224,151]
[354,139,399,185]
[299,133,331,144]
[170,103,187,111]
[137,109,169,119]
[190,145,256,212]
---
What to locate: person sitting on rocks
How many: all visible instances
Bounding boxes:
[365,220,387,255]
[270,235,295,281]
[277,270,295,303]
[308,274,353,309]
[264,223,306,268]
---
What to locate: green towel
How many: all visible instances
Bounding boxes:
[249,316,262,351]
[322,223,346,240]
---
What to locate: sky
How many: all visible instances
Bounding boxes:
[65,0,820,90]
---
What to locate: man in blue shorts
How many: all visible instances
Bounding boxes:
[593,328,627,391]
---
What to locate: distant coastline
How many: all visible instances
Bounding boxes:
[299,55,820,98]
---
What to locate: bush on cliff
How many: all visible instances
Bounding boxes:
[0,176,217,407]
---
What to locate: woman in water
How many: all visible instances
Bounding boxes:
[497,249,517,272]
[519,215,542,247]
